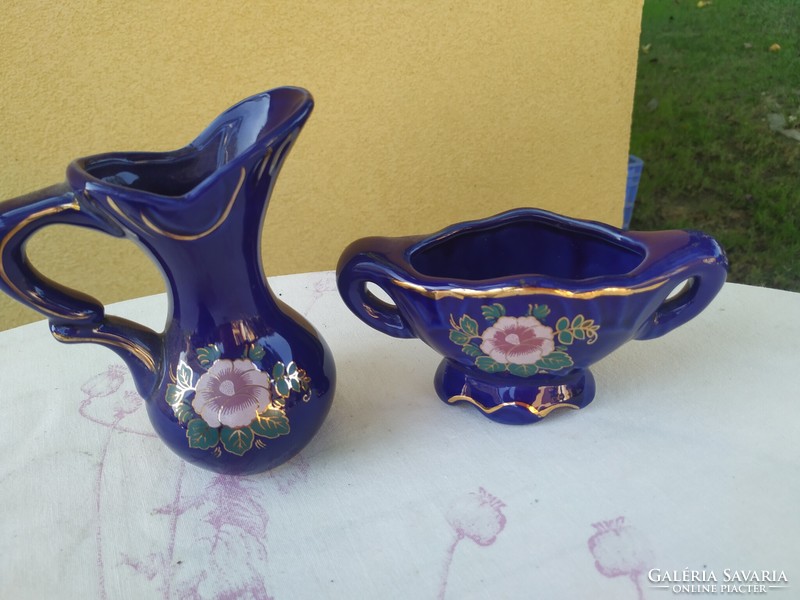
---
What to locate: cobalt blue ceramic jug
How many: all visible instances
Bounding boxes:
[337,209,727,424]
[0,87,335,474]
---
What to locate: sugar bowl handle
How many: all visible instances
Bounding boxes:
[634,230,728,340]
[336,242,416,339]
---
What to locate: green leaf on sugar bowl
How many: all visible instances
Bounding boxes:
[535,351,574,372]
[475,356,506,373]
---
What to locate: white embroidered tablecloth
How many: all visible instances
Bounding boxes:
[1,272,798,599]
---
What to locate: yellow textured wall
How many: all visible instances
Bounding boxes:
[0,1,643,330]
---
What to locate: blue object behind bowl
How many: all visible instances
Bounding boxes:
[623,155,644,230]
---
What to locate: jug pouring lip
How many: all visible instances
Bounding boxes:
[365,208,724,299]
[65,87,314,206]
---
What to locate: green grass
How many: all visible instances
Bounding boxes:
[629,0,800,291]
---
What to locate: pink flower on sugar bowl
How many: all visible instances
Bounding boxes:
[480,316,555,365]
[192,359,271,428]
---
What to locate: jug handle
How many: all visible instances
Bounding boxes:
[336,250,416,339]
[634,231,728,340]
[0,184,161,391]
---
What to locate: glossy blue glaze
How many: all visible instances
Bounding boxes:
[337,208,727,424]
[0,87,335,474]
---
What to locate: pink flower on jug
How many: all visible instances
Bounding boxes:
[192,359,271,428]
[479,315,555,365]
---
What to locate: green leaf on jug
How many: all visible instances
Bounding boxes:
[273,362,285,379]
[187,418,220,450]
[481,303,505,323]
[535,351,574,371]
[165,383,184,406]
[275,378,291,398]
[174,401,194,424]
[555,317,570,331]
[571,315,584,328]
[558,331,574,345]
[247,345,266,362]
[176,362,194,389]
[475,356,505,373]
[251,409,290,439]
[573,328,585,340]
[220,426,255,456]
[196,345,221,367]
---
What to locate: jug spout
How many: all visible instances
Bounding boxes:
[60,88,314,332]
[67,87,314,242]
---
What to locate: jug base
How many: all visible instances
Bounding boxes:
[434,359,595,424]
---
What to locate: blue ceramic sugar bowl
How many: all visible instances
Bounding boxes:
[337,208,727,424]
